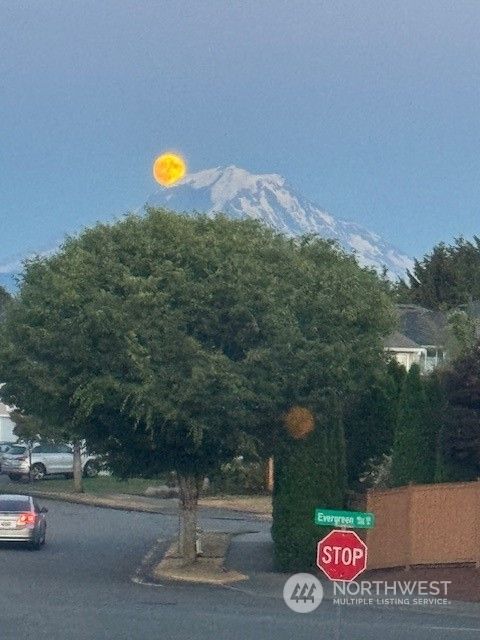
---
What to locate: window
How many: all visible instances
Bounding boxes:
[35,444,65,454]
[0,498,30,512]
[56,444,73,454]
[7,446,26,455]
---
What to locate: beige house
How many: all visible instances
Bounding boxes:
[384,331,427,371]
[384,305,447,372]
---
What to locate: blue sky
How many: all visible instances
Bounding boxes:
[1,0,480,271]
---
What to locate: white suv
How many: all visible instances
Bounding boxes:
[2,443,98,481]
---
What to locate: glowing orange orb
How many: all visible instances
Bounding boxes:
[152,152,186,187]
[283,406,315,440]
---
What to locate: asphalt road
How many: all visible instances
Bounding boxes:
[0,495,478,640]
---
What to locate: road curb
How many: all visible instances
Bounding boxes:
[154,532,248,585]
[133,531,254,587]
[0,486,175,514]
[132,537,170,587]
[0,485,269,521]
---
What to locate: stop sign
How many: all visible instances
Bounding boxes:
[317,529,367,582]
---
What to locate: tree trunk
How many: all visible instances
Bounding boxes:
[28,443,33,484]
[265,457,274,493]
[73,440,84,493]
[177,473,203,566]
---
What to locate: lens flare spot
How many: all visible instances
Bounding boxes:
[283,406,315,439]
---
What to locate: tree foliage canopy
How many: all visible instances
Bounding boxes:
[397,237,480,310]
[439,343,480,479]
[344,358,404,487]
[391,364,435,486]
[0,209,394,479]
[0,285,11,322]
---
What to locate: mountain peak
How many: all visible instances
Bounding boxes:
[1,166,412,288]
[178,165,285,206]
[148,166,413,279]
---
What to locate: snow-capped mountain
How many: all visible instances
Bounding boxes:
[147,166,413,279]
[0,166,413,292]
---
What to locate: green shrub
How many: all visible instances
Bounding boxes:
[207,457,265,495]
[272,401,346,572]
[391,364,435,486]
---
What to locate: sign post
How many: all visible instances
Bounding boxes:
[313,507,373,639]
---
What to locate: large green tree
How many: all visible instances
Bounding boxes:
[0,209,394,563]
[397,237,480,310]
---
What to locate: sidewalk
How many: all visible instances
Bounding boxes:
[223,531,480,619]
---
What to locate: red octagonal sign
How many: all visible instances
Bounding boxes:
[317,529,368,582]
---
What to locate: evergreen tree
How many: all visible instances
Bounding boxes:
[434,422,452,483]
[0,285,10,322]
[387,357,408,395]
[391,364,435,486]
[344,359,404,488]
[424,372,450,483]
[398,237,480,310]
[439,342,480,479]
[446,310,477,360]
[272,396,346,572]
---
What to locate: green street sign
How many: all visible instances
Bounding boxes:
[314,508,375,529]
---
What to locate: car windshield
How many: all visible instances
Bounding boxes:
[0,499,30,512]
[6,446,26,455]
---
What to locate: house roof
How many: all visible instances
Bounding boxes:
[384,331,422,350]
[395,304,447,346]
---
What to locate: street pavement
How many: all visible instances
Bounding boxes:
[0,487,478,639]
